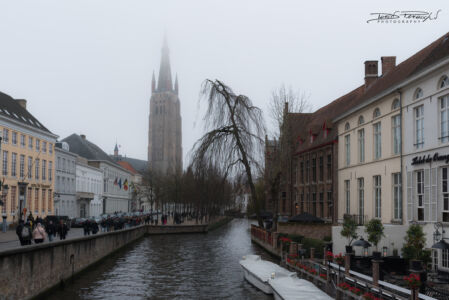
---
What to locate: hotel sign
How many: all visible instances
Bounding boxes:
[411,152,449,165]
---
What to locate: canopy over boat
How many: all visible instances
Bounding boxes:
[239,255,295,284]
[269,275,333,300]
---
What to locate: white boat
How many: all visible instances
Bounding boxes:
[239,255,295,294]
[269,273,333,300]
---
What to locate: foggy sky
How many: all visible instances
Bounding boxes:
[0,0,448,166]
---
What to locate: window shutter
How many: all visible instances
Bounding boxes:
[431,167,438,222]
[407,171,413,221]
[424,169,430,222]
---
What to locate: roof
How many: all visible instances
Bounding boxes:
[111,155,148,174]
[0,92,53,134]
[288,212,325,223]
[62,134,116,164]
[336,31,449,121]
[117,161,138,175]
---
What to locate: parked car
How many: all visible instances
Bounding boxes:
[71,218,87,228]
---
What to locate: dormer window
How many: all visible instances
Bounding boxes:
[373,108,381,118]
[344,122,350,131]
[358,116,365,125]
[392,99,400,110]
[439,76,449,89]
[414,88,423,100]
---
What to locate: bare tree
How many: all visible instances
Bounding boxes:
[191,79,266,227]
[268,84,311,138]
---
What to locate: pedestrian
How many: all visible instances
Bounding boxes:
[83,220,91,236]
[33,223,46,244]
[16,220,26,246]
[46,220,56,242]
[57,220,68,240]
[23,222,33,245]
[92,221,99,234]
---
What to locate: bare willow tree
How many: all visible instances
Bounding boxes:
[268,84,311,138]
[191,79,266,227]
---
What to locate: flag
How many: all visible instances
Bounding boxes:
[118,178,122,189]
[124,179,128,191]
[114,177,118,186]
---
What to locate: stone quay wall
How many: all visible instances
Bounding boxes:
[0,224,209,300]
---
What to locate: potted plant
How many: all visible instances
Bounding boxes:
[401,224,428,271]
[403,273,421,289]
[365,219,385,259]
[341,216,358,254]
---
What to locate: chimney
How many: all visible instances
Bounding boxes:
[15,99,27,110]
[80,134,86,140]
[364,60,378,88]
[381,56,396,76]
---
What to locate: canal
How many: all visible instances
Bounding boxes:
[46,218,274,300]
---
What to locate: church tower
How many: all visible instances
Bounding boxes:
[148,38,183,174]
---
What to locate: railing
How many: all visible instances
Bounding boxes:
[251,224,273,247]
[344,214,368,225]
[426,285,449,300]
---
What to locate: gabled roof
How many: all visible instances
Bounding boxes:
[62,134,116,164]
[117,161,138,175]
[111,155,148,174]
[0,92,53,134]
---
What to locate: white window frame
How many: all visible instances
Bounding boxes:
[392,114,401,155]
[393,172,402,220]
[442,167,449,222]
[440,95,449,143]
[345,134,350,166]
[417,170,424,221]
[358,177,364,218]
[415,105,424,149]
[358,129,365,163]
[374,175,381,218]
[373,122,382,160]
[345,180,350,214]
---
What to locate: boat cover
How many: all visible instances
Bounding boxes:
[239,255,295,283]
[269,275,333,300]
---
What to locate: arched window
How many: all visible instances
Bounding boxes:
[358,116,365,125]
[439,76,449,89]
[345,122,350,131]
[414,88,423,100]
[392,99,400,110]
[373,108,381,118]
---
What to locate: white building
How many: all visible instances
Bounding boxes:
[54,142,77,218]
[76,156,103,217]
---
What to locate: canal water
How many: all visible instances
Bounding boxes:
[47,218,275,300]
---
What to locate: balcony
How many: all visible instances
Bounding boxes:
[343,214,367,225]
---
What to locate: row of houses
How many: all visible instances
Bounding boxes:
[266,32,449,271]
[0,91,149,224]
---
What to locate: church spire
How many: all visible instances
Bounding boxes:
[151,71,156,93]
[157,35,173,92]
[174,74,178,95]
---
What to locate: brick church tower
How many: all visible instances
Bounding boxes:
[148,38,183,174]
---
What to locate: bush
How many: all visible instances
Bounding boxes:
[323,236,332,242]
[365,219,384,251]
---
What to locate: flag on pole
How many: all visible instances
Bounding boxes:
[118,178,122,189]
[124,179,128,191]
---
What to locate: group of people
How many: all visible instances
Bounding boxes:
[16,218,69,246]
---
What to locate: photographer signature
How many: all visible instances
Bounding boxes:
[367,10,441,23]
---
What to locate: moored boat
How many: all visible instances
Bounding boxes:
[268,273,333,300]
[239,255,295,294]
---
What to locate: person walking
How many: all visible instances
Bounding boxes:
[46,220,56,242]
[57,220,68,240]
[92,221,99,234]
[16,220,26,246]
[32,223,46,244]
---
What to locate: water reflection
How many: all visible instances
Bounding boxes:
[46,219,275,300]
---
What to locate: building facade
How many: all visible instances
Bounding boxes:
[76,156,103,217]
[0,93,57,223]
[148,38,183,174]
[54,142,77,217]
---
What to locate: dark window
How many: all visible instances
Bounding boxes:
[319,156,323,181]
[327,155,332,180]
[306,160,309,183]
[312,158,316,182]
[300,162,304,183]
[312,193,317,216]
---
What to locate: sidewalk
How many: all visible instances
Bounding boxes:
[0,228,84,252]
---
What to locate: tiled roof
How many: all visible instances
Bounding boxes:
[117,161,138,175]
[111,155,148,174]
[0,91,53,134]
[62,134,116,164]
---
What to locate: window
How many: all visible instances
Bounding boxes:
[312,158,316,182]
[358,115,365,125]
[28,157,32,179]
[19,155,25,178]
[345,134,350,166]
[327,155,332,180]
[392,115,401,154]
[345,122,350,131]
[392,99,400,110]
[440,76,449,89]
[373,122,381,159]
[358,178,364,219]
[443,249,449,268]
[417,170,424,221]
[11,132,17,145]
[2,151,8,176]
[293,162,297,185]
[327,191,332,219]
[11,153,17,177]
[42,190,46,213]
[442,168,449,222]
[414,88,423,99]
[374,175,382,218]
[319,156,323,182]
[35,159,40,180]
[49,143,53,154]
[20,134,25,147]
[42,141,47,153]
[36,139,40,152]
[27,188,32,212]
[415,106,424,148]
[373,108,381,118]
[358,129,365,163]
[312,192,316,216]
[28,137,33,150]
[42,160,46,180]
[48,189,52,213]
[2,128,9,143]
[34,188,39,213]
[306,160,309,183]
[393,172,402,220]
[440,95,449,142]
[300,162,304,183]
[345,180,350,214]
[49,161,53,181]
[319,192,324,217]
[10,186,16,214]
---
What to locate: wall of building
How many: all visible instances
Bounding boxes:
[76,161,103,217]
[54,147,77,218]
[277,222,332,240]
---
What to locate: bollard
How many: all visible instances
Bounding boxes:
[344,254,351,276]
[372,259,381,287]
[310,247,315,260]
